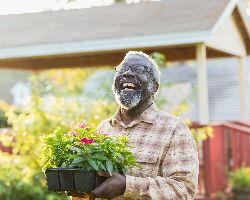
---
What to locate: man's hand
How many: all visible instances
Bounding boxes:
[90,172,126,199]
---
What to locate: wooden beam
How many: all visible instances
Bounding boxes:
[0,45,235,70]
[196,44,209,124]
[238,57,248,120]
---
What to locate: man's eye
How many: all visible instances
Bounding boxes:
[135,69,144,74]
[115,69,123,73]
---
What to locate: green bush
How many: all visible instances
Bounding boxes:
[0,99,9,128]
[0,153,69,200]
[229,167,250,190]
[0,179,69,200]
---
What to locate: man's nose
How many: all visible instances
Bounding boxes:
[122,68,135,78]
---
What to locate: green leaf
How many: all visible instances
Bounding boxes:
[87,159,99,171]
[61,162,67,167]
[98,162,106,171]
[72,157,84,164]
[106,160,113,176]
[97,155,107,161]
[69,146,81,152]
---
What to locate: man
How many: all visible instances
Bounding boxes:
[73,51,199,200]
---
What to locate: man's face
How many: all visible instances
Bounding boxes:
[112,55,157,110]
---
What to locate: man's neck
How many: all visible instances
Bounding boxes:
[120,98,154,126]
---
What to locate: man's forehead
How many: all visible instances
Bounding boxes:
[121,55,151,66]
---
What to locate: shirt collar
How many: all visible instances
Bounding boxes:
[109,103,158,128]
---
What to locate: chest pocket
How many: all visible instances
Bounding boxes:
[134,152,159,177]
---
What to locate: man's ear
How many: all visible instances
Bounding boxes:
[153,82,159,93]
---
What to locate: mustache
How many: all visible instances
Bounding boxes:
[113,77,142,93]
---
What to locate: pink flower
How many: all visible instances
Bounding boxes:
[72,129,77,136]
[80,138,94,145]
[96,129,109,136]
[77,120,87,128]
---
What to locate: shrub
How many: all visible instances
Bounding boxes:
[229,167,250,190]
[0,153,69,200]
[0,99,9,128]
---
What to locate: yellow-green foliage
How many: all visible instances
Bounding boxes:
[0,68,116,199]
[6,70,117,170]
[0,99,9,128]
[0,152,69,200]
[230,167,250,189]
[190,125,214,145]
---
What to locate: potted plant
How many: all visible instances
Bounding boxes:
[41,121,138,194]
[229,167,250,200]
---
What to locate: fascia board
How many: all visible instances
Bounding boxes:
[211,0,238,35]
[0,31,211,59]
[236,0,250,37]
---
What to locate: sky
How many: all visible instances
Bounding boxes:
[3,0,246,16]
[0,0,114,15]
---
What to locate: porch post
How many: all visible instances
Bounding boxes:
[196,43,209,124]
[238,57,247,120]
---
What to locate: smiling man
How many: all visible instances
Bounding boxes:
[73,51,199,200]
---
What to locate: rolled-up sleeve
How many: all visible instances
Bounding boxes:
[125,119,199,200]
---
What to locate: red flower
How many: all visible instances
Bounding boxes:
[80,138,94,145]
[88,139,94,144]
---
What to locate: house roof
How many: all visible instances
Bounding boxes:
[0,0,230,48]
[0,0,250,69]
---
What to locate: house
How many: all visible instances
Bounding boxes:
[162,57,250,121]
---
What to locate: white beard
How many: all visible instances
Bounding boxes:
[114,90,142,110]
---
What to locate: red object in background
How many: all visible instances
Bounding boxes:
[191,121,250,200]
[0,128,13,154]
[0,142,12,153]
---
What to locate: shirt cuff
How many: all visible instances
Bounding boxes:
[125,175,149,195]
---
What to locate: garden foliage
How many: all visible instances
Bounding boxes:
[229,167,250,190]
[1,68,116,199]
[0,99,9,128]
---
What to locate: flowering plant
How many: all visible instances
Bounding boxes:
[41,121,138,175]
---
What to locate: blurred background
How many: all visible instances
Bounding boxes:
[0,0,250,199]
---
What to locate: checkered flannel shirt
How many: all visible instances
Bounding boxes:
[73,104,199,200]
[97,103,199,200]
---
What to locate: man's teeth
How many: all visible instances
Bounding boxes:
[123,83,135,88]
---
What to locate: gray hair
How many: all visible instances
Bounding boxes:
[121,51,161,84]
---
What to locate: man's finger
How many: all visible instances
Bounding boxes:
[90,182,107,198]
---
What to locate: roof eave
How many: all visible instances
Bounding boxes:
[236,0,250,38]
[0,31,211,60]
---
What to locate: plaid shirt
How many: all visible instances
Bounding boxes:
[72,104,199,200]
[97,103,199,200]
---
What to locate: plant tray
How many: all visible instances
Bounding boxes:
[45,168,106,192]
